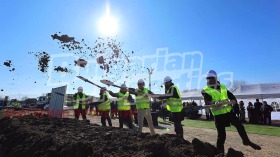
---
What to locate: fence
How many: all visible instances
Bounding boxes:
[0,108,72,119]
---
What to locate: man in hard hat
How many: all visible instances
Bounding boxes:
[109,84,133,129]
[73,86,88,120]
[129,79,155,135]
[92,87,112,126]
[201,70,261,154]
[157,76,184,138]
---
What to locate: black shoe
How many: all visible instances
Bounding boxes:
[243,141,261,150]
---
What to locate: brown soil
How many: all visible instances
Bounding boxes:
[0,114,246,157]
[88,115,280,157]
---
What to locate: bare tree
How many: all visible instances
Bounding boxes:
[227,80,247,92]
[21,96,28,101]
[41,93,47,96]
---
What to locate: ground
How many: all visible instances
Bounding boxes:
[0,112,279,157]
[87,115,280,157]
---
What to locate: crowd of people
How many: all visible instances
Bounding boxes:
[247,99,274,125]
[231,98,274,125]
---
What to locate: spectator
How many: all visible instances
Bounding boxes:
[205,107,214,120]
[186,100,199,119]
[160,101,168,122]
[191,100,198,106]
[239,101,246,123]
[262,101,273,125]
[247,102,255,124]
[232,102,240,120]
[254,99,263,124]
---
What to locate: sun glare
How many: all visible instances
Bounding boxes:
[98,4,119,36]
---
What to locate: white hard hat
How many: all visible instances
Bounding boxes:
[137,79,145,84]
[77,86,83,92]
[206,70,217,78]
[120,84,127,88]
[163,76,172,83]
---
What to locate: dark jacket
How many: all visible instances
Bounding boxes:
[263,104,273,116]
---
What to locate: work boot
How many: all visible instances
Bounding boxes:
[243,141,261,150]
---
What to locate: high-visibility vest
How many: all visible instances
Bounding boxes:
[136,88,150,109]
[117,92,131,111]
[166,85,183,112]
[74,93,86,109]
[14,102,21,108]
[98,92,110,111]
[203,84,232,116]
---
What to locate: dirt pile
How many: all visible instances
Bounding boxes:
[3,60,15,72]
[0,115,243,157]
[28,51,51,73]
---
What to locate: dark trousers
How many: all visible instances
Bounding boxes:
[118,110,133,129]
[206,110,214,120]
[161,108,168,121]
[255,110,263,123]
[215,111,250,153]
[263,114,272,125]
[100,111,112,126]
[74,109,87,120]
[170,112,184,138]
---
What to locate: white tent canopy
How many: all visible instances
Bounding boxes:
[181,82,280,100]
[181,89,202,100]
[233,83,280,99]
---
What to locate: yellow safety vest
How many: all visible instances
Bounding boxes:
[166,85,183,112]
[74,93,86,109]
[203,84,232,116]
[14,102,21,108]
[98,92,110,111]
[118,92,131,111]
[136,88,150,109]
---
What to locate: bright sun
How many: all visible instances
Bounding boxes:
[98,5,118,36]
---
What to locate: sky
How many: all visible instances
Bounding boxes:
[1,0,280,99]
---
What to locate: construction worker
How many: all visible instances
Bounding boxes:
[201,70,261,154]
[93,87,112,126]
[157,76,184,138]
[129,79,155,135]
[109,84,133,129]
[73,86,88,120]
[12,99,22,111]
